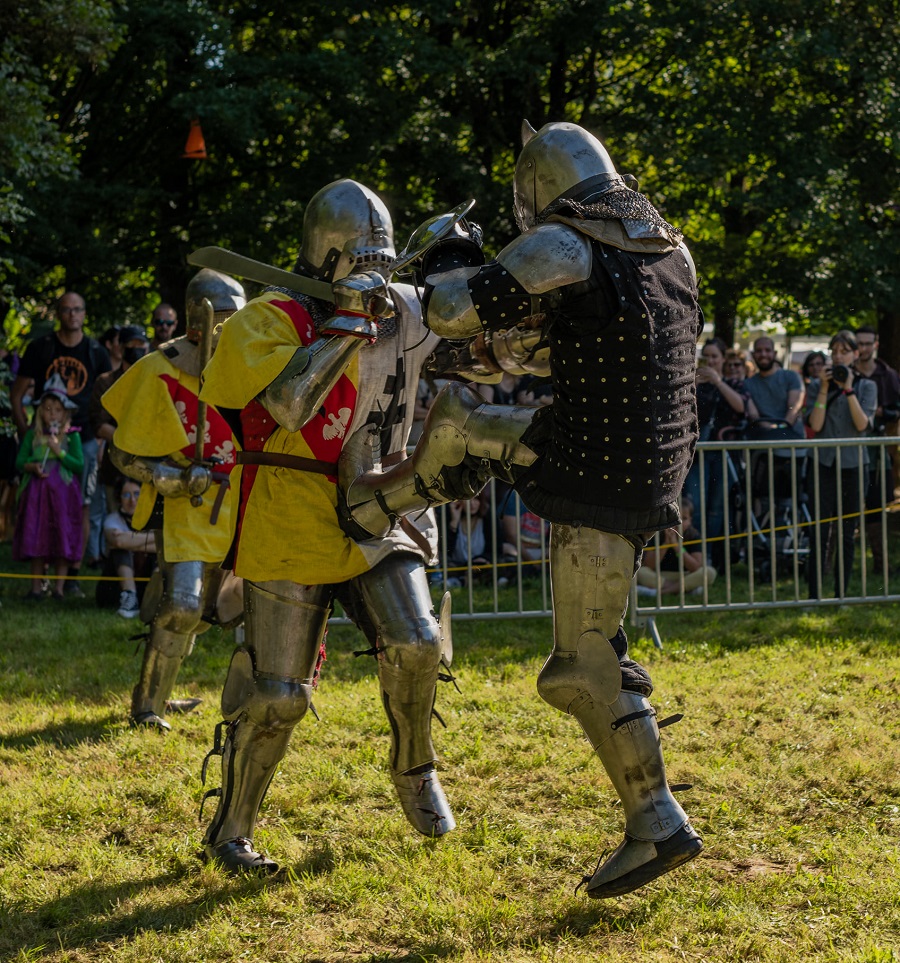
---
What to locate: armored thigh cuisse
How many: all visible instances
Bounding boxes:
[131,559,224,729]
[536,524,701,898]
[352,555,456,837]
[201,580,331,854]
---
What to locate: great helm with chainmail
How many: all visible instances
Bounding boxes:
[185,268,247,341]
[513,121,624,232]
[294,179,395,283]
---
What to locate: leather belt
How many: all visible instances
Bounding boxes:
[209,474,230,526]
[236,451,338,475]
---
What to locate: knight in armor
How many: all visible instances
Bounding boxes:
[102,269,247,730]
[195,179,453,875]
[342,122,704,898]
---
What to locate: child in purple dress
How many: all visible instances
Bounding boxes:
[13,375,85,600]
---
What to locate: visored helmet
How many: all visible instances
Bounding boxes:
[513,121,623,232]
[185,269,247,342]
[294,179,395,283]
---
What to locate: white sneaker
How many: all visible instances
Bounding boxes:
[117,590,140,618]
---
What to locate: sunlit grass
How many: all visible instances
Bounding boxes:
[1,543,899,962]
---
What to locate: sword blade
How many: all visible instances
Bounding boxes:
[187,246,334,302]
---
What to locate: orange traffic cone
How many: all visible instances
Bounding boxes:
[182,118,207,160]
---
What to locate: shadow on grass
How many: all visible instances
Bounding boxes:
[0,711,124,751]
[0,862,460,963]
[541,898,653,937]
[0,865,296,959]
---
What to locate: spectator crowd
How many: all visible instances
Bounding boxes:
[421,329,900,602]
[0,293,179,615]
[2,295,898,608]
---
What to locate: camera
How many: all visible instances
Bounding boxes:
[832,364,850,385]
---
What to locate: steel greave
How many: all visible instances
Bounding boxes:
[131,627,195,719]
[203,579,329,848]
[577,689,687,842]
[379,657,438,776]
[202,716,298,847]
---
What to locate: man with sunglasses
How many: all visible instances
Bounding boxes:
[149,303,179,351]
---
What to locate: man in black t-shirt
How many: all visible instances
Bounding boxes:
[11,291,111,594]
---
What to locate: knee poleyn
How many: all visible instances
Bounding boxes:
[155,594,204,635]
[221,647,313,729]
[379,619,443,675]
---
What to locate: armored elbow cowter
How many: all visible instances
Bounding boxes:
[263,336,367,432]
[109,442,211,498]
[341,381,537,538]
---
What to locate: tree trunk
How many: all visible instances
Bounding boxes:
[713,308,735,350]
[876,305,900,373]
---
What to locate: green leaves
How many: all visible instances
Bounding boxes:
[2,0,898,350]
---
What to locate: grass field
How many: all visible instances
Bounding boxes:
[1,543,898,963]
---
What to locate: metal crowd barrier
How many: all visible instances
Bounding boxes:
[330,437,898,645]
[632,435,900,647]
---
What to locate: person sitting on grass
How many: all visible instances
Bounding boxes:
[12,375,84,601]
[635,494,717,597]
[443,494,507,587]
[99,475,157,618]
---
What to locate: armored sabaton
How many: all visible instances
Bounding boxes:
[342,122,703,898]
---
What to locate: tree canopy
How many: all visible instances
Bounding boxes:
[1,0,898,359]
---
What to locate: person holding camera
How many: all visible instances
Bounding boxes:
[854,326,900,573]
[804,330,877,599]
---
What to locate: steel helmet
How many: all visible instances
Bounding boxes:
[185,269,247,342]
[513,121,623,232]
[294,179,395,282]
